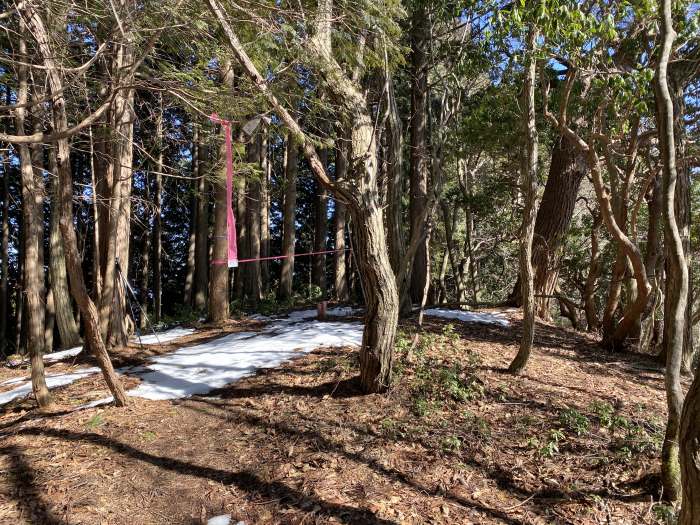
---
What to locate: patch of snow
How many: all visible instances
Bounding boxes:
[423,308,510,327]
[43,346,83,363]
[133,327,197,345]
[126,321,362,400]
[207,516,231,525]
[0,367,101,405]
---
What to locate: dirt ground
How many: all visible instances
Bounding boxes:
[0,311,676,524]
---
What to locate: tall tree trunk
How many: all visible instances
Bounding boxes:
[209,61,234,323]
[260,131,270,294]
[44,285,55,353]
[138,220,151,330]
[312,149,329,294]
[333,142,348,301]
[48,153,81,349]
[208,0,399,393]
[656,2,688,502]
[584,212,603,331]
[22,2,129,406]
[193,129,209,310]
[279,134,298,301]
[408,5,430,304]
[16,33,50,407]
[0,149,9,355]
[153,99,163,323]
[508,136,586,319]
[244,135,262,304]
[508,26,539,375]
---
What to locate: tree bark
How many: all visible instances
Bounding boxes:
[408,5,430,304]
[680,366,700,523]
[279,134,298,301]
[22,1,129,406]
[333,142,348,301]
[508,26,539,375]
[193,129,209,311]
[208,0,399,393]
[312,149,329,294]
[16,32,51,407]
[260,131,270,294]
[48,152,81,349]
[0,148,9,355]
[153,99,164,323]
[244,134,262,304]
[584,212,603,331]
[208,61,234,323]
[508,136,586,319]
[656,1,688,502]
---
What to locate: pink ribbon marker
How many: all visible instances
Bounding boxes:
[210,113,238,268]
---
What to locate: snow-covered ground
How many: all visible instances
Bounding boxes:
[1,307,509,407]
[132,327,197,345]
[0,368,100,405]
[423,308,510,327]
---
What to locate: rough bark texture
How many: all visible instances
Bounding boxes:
[0,150,9,355]
[244,136,262,304]
[16,33,50,407]
[312,149,329,294]
[48,155,81,349]
[193,133,209,311]
[23,2,128,406]
[208,61,234,323]
[408,4,430,304]
[260,133,270,293]
[208,0,399,393]
[279,135,298,301]
[153,103,163,323]
[584,212,603,331]
[508,27,539,375]
[333,142,348,301]
[509,136,586,319]
[656,2,688,502]
[679,367,700,523]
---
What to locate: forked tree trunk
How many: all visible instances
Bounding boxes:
[508,26,539,375]
[208,0,399,393]
[656,2,688,502]
[279,135,298,301]
[48,151,81,348]
[209,61,234,323]
[193,129,209,310]
[509,136,586,319]
[16,34,50,407]
[23,3,128,406]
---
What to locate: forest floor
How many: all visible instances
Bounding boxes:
[0,309,678,524]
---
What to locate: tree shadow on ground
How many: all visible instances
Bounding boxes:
[1,444,71,525]
[12,426,398,525]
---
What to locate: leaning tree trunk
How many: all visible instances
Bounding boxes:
[279,134,298,301]
[48,151,81,348]
[508,136,586,319]
[22,2,129,406]
[508,26,539,375]
[656,1,689,502]
[16,33,50,407]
